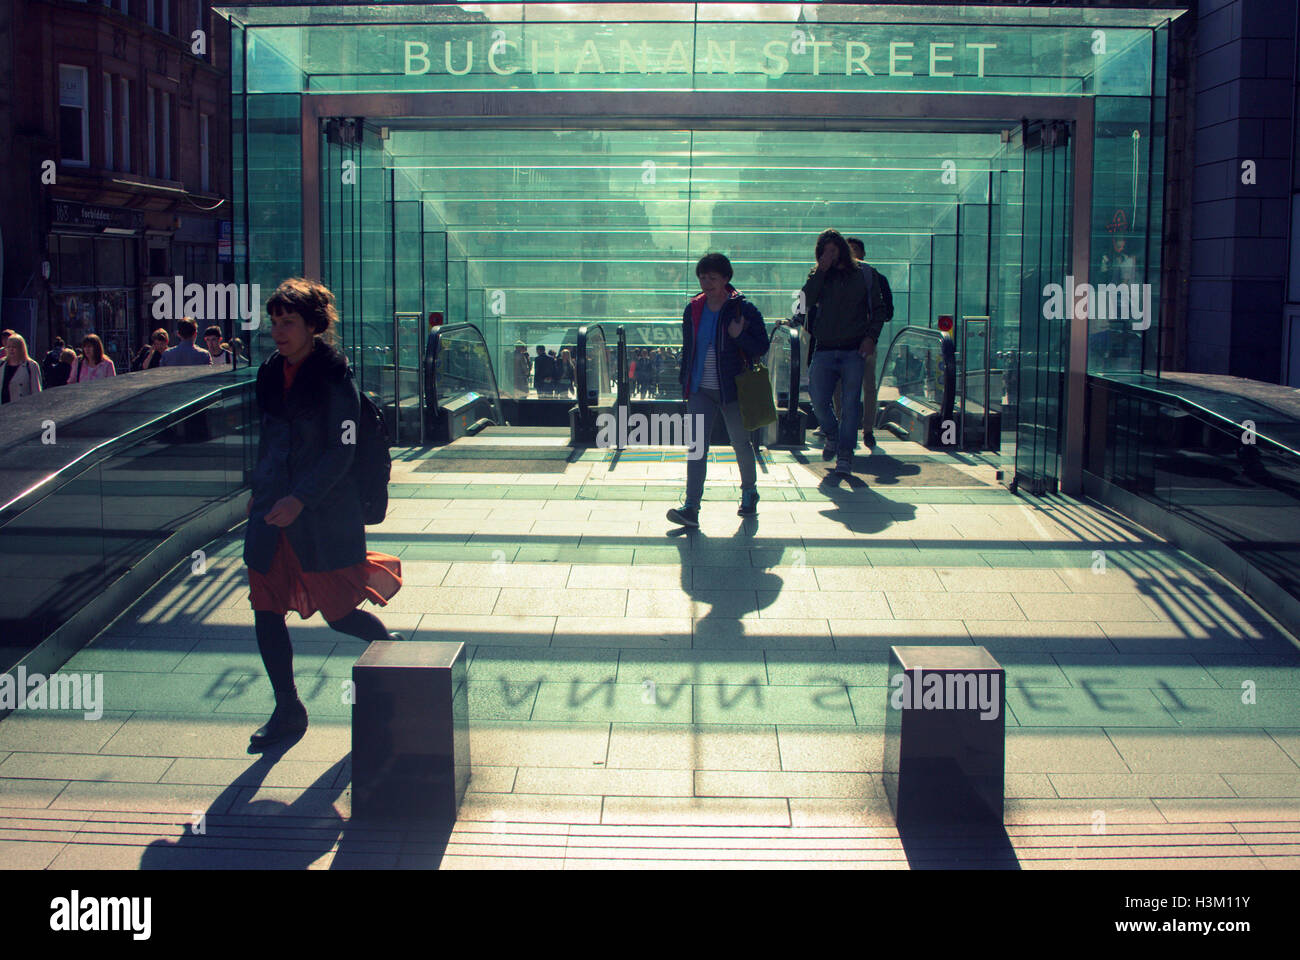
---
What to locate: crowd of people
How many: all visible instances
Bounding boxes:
[628,347,682,399]
[517,343,579,397]
[0,317,248,406]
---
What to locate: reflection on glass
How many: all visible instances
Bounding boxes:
[430,324,505,426]
[879,328,943,407]
[0,381,255,672]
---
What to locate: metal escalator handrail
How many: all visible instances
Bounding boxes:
[879,324,946,379]
[576,323,611,422]
[616,326,629,408]
[1091,374,1300,460]
[877,325,957,434]
[768,323,801,421]
[0,375,256,523]
[426,322,505,425]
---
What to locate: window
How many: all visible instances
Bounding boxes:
[199,113,210,190]
[147,0,170,34]
[95,238,128,286]
[59,65,89,166]
[102,73,113,170]
[119,77,131,173]
[58,236,94,285]
[146,88,155,176]
[161,91,171,179]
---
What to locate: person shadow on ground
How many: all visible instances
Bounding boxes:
[139,734,442,869]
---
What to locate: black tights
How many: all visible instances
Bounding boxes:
[254,608,390,701]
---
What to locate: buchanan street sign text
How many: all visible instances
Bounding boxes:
[403,34,999,80]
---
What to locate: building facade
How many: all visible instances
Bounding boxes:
[0,0,231,370]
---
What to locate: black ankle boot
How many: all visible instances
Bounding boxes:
[250,692,308,749]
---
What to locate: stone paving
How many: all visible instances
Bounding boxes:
[2,437,1299,869]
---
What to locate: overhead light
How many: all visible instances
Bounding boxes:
[101,227,135,235]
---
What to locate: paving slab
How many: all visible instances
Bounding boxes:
[1104,728,1300,774]
[606,724,780,771]
[0,753,173,784]
[513,767,694,797]
[695,683,855,726]
[600,796,790,827]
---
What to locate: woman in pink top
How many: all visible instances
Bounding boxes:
[71,334,116,382]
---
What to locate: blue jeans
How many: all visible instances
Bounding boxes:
[809,349,865,458]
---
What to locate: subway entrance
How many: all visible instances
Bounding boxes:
[319,118,1076,488]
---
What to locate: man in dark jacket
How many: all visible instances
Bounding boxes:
[667,252,770,526]
[534,344,553,396]
[846,236,894,446]
[42,337,66,384]
[801,229,880,476]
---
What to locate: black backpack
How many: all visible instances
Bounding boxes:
[352,388,391,525]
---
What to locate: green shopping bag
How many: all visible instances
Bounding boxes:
[734,347,777,431]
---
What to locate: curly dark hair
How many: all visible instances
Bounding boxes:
[265,278,338,345]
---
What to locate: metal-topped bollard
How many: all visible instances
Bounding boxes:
[884,645,1006,827]
[351,640,470,823]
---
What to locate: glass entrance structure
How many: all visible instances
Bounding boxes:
[216,1,1182,494]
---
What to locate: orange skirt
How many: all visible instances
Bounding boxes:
[249,531,401,622]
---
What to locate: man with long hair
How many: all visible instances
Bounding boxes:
[801,229,873,477]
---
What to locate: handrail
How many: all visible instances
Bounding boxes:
[575,323,611,422]
[616,326,629,408]
[878,325,954,410]
[768,323,802,437]
[1091,374,1300,460]
[0,375,256,524]
[426,322,505,426]
[879,324,946,373]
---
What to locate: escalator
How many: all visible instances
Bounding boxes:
[419,323,507,445]
[875,321,1001,451]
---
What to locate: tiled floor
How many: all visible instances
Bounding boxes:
[2,439,1299,869]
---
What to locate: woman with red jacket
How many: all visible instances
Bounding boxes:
[667,253,770,527]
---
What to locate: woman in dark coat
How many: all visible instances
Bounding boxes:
[243,278,403,749]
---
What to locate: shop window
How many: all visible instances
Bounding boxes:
[59,236,94,286]
[148,247,169,277]
[47,236,61,286]
[95,238,128,286]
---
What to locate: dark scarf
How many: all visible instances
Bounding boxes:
[255,339,350,422]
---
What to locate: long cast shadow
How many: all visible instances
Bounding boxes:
[139,737,453,869]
